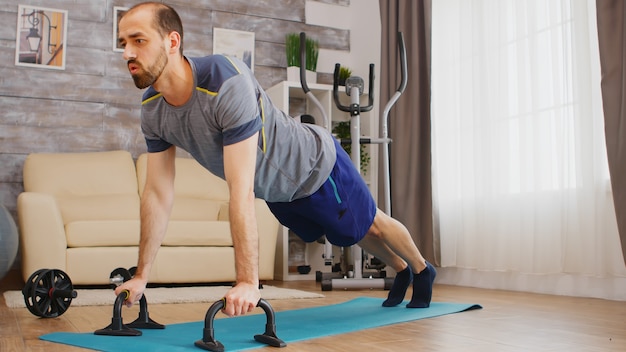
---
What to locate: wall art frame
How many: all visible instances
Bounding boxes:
[15,4,68,70]
[112,6,129,52]
[213,27,255,72]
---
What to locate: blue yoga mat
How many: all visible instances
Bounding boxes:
[41,297,481,351]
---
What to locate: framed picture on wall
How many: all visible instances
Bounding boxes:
[213,28,255,72]
[15,5,68,70]
[113,6,129,52]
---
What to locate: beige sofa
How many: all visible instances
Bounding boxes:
[17,150,279,285]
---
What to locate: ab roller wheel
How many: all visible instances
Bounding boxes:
[22,268,77,318]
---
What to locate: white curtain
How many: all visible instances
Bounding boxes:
[431,0,626,300]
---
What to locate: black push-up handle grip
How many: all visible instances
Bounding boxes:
[194,298,286,351]
[94,290,142,336]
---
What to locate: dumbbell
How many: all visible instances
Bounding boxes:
[22,269,77,318]
[109,266,135,288]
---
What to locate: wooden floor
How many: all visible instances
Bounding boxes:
[1,268,625,352]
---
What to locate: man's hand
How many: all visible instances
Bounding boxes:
[222,282,261,317]
[114,277,148,308]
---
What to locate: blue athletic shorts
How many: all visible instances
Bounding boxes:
[266,139,377,247]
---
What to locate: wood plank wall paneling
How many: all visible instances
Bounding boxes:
[0,0,350,222]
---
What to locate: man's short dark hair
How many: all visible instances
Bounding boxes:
[124,2,184,55]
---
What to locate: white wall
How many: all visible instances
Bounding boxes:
[305,0,381,113]
[305,1,381,82]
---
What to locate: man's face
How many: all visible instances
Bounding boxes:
[118,8,168,89]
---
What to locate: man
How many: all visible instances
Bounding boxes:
[116,2,436,317]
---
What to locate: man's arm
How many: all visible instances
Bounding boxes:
[222,132,260,316]
[115,146,176,306]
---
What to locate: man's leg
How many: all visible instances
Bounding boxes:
[357,233,413,307]
[357,209,436,308]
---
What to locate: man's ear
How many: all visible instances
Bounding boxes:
[168,31,181,54]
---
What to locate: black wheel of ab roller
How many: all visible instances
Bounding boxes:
[22,268,77,318]
[22,268,47,317]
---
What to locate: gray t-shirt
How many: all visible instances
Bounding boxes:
[140,55,336,202]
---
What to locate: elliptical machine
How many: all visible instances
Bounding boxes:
[326,32,408,291]
[296,32,408,291]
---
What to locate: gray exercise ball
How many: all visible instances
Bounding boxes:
[0,205,19,281]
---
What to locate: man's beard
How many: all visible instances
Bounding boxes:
[130,49,168,89]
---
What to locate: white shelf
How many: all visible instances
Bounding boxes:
[273,228,339,281]
[265,81,334,130]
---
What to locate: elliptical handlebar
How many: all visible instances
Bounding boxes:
[382,31,408,124]
[296,32,329,129]
[333,63,375,113]
[332,64,342,108]
[299,32,310,94]
[380,31,408,216]
[366,63,375,109]
[397,32,408,94]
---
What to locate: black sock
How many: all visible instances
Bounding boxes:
[382,266,413,307]
[407,262,436,308]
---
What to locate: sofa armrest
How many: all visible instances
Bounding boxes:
[17,192,67,282]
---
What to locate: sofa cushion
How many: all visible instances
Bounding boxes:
[65,219,233,247]
[57,194,139,224]
[23,150,138,196]
[163,221,232,246]
[66,220,140,247]
[136,154,230,201]
[22,150,141,226]
[170,198,222,221]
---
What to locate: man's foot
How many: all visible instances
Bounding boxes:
[406,262,436,308]
[382,266,413,307]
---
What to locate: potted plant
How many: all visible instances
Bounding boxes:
[285,33,319,83]
[332,121,370,175]
[338,66,352,86]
